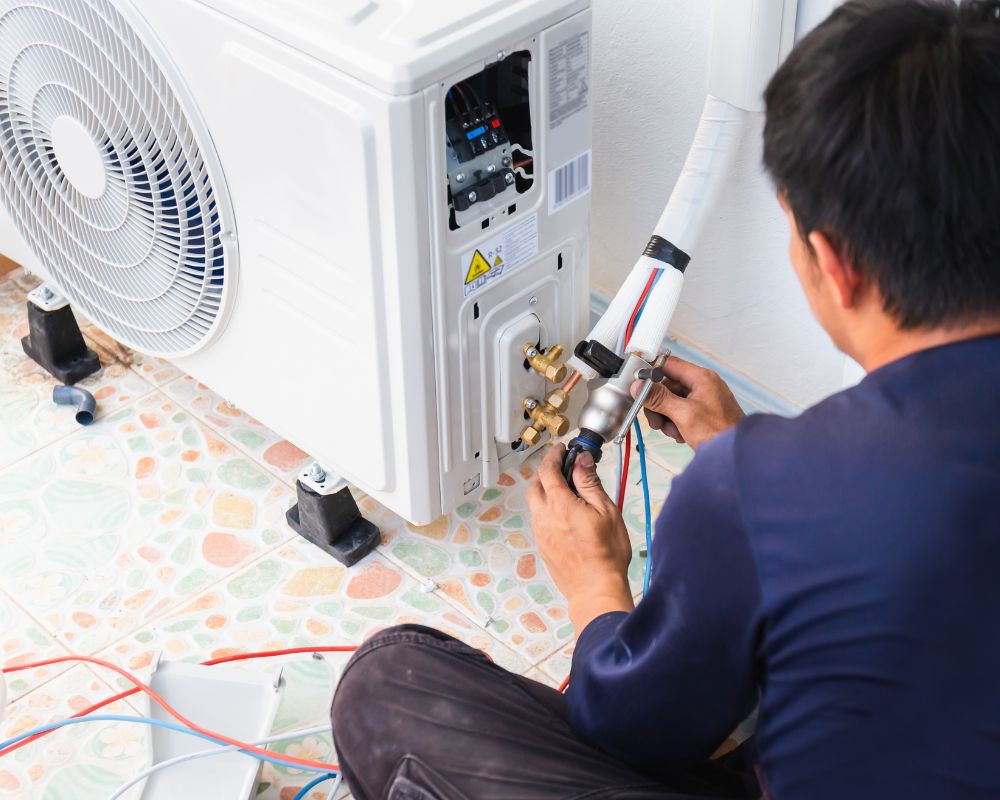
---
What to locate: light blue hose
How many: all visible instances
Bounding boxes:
[294,773,338,799]
[633,419,653,594]
[0,715,337,774]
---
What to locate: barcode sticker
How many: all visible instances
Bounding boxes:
[549,150,592,214]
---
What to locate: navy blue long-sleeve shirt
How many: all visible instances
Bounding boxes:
[568,335,1000,799]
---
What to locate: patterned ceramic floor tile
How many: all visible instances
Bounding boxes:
[163,376,312,486]
[536,641,574,686]
[0,392,296,654]
[0,665,146,800]
[360,446,673,667]
[0,591,72,704]
[636,415,696,475]
[96,538,528,693]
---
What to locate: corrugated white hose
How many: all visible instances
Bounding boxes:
[628,96,748,359]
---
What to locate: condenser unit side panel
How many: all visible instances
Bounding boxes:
[131,0,410,496]
[428,9,593,514]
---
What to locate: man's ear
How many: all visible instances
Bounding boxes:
[808,230,863,310]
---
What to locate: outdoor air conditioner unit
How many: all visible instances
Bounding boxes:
[0,0,593,525]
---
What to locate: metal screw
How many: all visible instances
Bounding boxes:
[528,296,538,306]
[525,346,539,358]
[524,398,539,411]
[504,172,515,185]
[497,50,505,61]
[468,190,478,203]
[502,156,512,167]
[308,462,327,483]
[487,164,496,173]
[484,615,496,629]
[39,286,54,301]
[421,578,438,593]
[456,172,466,183]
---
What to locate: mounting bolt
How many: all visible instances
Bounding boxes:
[525,346,539,359]
[468,190,478,203]
[505,172,515,185]
[524,398,539,411]
[529,296,538,306]
[308,462,327,483]
[39,286,54,301]
[456,172,466,183]
[487,164,496,173]
[502,156,512,167]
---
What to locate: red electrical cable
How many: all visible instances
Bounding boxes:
[624,269,659,349]
[558,676,570,693]
[618,431,632,512]
[0,648,358,761]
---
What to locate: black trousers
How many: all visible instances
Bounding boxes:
[331,625,758,800]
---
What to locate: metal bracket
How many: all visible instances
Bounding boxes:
[27,284,69,312]
[298,462,349,497]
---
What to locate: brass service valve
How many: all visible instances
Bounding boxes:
[520,396,570,447]
[523,343,568,383]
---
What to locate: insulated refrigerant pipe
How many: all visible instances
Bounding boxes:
[627,95,747,360]
[566,94,748,376]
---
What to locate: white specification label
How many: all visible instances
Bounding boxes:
[549,149,592,214]
[463,213,539,297]
[549,31,590,130]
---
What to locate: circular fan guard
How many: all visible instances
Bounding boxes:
[0,0,237,356]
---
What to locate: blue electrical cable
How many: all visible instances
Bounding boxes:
[633,418,653,594]
[633,268,664,329]
[0,715,337,774]
[294,773,338,799]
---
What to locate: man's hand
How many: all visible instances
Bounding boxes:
[527,444,634,635]
[633,356,745,450]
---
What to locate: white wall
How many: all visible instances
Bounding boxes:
[589,0,845,408]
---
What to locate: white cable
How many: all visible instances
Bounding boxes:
[107,724,332,800]
[326,773,344,799]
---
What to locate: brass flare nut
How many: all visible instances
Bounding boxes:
[523,343,568,384]
[521,396,570,445]
[544,388,571,413]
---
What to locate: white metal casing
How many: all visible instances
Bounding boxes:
[0,0,592,524]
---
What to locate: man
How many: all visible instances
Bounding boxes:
[331,1,1000,797]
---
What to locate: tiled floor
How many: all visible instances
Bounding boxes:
[0,267,696,799]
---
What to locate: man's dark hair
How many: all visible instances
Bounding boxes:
[763,0,1000,329]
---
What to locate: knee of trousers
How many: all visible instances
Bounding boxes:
[330,625,466,760]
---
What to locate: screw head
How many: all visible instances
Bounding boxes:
[528,296,538,306]
[40,286,54,301]
[525,346,539,358]
[497,51,505,61]
[524,398,539,411]
[468,190,478,203]
[487,164,496,173]
[502,156,512,167]
[504,172,515,185]
[455,172,466,183]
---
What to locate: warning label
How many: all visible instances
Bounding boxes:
[462,214,539,297]
[549,31,590,130]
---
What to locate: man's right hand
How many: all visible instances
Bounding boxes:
[631,356,746,451]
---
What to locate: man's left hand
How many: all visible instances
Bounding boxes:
[527,444,635,635]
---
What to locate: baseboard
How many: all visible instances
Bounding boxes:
[589,291,802,418]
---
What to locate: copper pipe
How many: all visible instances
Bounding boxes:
[562,371,582,394]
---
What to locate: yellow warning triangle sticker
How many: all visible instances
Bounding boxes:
[465,250,492,284]
[493,254,504,267]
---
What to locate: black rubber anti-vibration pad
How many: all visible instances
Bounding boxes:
[286,481,380,568]
[21,302,100,386]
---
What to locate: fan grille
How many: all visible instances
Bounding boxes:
[0,0,236,355]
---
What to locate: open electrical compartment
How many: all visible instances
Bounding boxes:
[446,51,535,231]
